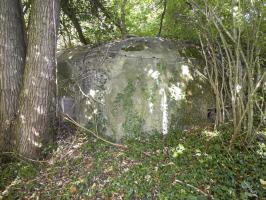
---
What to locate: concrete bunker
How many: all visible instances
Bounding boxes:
[57,37,214,141]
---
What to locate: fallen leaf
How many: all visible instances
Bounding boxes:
[70,185,77,194]
[260,179,266,187]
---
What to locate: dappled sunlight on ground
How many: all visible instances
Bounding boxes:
[202,129,219,139]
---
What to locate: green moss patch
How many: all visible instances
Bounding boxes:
[113,82,135,113]
[123,111,143,137]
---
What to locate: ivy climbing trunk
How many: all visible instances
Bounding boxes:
[16,0,60,158]
[0,0,26,152]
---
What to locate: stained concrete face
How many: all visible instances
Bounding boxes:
[57,37,214,141]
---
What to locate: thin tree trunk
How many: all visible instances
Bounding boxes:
[158,0,167,37]
[93,0,123,34]
[120,0,128,38]
[0,0,26,152]
[61,0,88,45]
[15,0,60,158]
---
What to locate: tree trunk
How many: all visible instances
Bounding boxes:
[120,0,128,38]
[16,0,60,158]
[61,0,88,45]
[158,0,167,37]
[93,0,123,34]
[0,0,26,152]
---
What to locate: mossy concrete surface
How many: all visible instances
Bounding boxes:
[57,37,214,141]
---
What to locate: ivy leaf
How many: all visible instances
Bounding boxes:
[172,144,185,158]
[260,179,266,187]
[70,185,77,194]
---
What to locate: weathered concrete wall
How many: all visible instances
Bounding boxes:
[57,37,214,141]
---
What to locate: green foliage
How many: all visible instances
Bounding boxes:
[0,155,39,192]
[4,0,265,198]
[83,131,265,199]
[114,82,135,111]
[124,0,162,36]
[114,82,144,137]
[1,129,265,199]
[55,0,167,47]
[123,111,143,137]
[164,0,198,41]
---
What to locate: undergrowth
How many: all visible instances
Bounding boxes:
[0,129,265,199]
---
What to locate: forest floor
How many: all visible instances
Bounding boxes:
[0,124,266,200]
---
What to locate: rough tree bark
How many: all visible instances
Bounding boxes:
[15,0,60,158]
[0,0,26,152]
